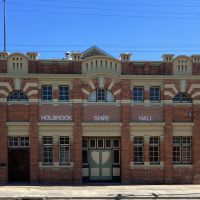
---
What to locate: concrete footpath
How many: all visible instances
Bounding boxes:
[0,184,200,199]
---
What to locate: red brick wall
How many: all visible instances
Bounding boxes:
[164,105,173,184]
[173,106,192,122]
[7,105,29,122]
[72,79,83,183]
[121,62,173,75]
[0,104,8,182]
[193,63,200,75]
[131,105,163,122]
[39,168,73,182]
[83,105,121,122]
[130,169,164,184]
[29,104,39,183]
[0,60,7,73]
[192,105,200,183]
[121,80,132,183]
[28,61,81,74]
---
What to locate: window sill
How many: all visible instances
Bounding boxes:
[39,162,74,168]
[173,164,193,168]
[130,161,164,169]
[7,101,29,105]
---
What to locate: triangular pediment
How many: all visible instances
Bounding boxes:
[82,46,114,59]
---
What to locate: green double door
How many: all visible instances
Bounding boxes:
[89,149,112,181]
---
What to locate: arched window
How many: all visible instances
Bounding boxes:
[8,91,28,101]
[173,93,191,103]
[88,89,115,102]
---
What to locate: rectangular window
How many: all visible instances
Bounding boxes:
[149,137,160,164]
[133,87,144,102]
[8,137,19,148]
[113,139,120,148]
[105,139,112,149]
[97,139,104,149]
[97,89,106,101]
[150,87,160,102]
[89,139,96,149]
[82,150,88,164]
[42,85,52,101]
[82,139,88,165]
[59,85,69,101]
[113,149,120,164]
[42,136,53,165]
[134,137,144,164]
[173,136,192,164]
[59,137,70,165]
[20,137,30,147]
[8,137,29,148]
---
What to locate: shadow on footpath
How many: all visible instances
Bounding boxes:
[1,193,200,200]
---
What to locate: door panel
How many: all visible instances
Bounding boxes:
[8,148,30,182]
[89,150,112,181]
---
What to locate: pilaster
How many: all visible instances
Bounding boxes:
[164,105,173,183]
[0,104,8,183]
[29,104,39,183]
[121,80,132,183]
[72,79,83,183]
[192,105,200,183]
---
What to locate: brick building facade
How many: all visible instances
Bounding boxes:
[0,46,200,184]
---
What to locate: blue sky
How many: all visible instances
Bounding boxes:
[1,0,200,60]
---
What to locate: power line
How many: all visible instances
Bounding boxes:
[28,0,200,8]
[3,43,200,48]
[6,8,200,20]
[5,49,200,53]
[5,2,200,16]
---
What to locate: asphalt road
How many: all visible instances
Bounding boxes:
[0,184,199,199]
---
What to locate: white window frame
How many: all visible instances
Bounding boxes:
[59,85,69,101]
[42,136,53,165]
[150,86,160,102]
[133,86,144,102]
[59,136,70,165]
[42,85,53,101]
[149,137,160,164]
[133,137,144,164]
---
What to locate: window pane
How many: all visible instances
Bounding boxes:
[113,149,120,164]
[133,87,144,102]
[82,150,88,164]
[43,146,53,165]
[173,93,191,103]
[20,137,29,147]
[59,137,69,145]
[82,139,88,148]
[134,137,144,164]
[89,139,96,148]
[59,146,70,164]
[8,91,28,101]
[88,91,96,102]
[107,91,115,102]
[43,136,53,145]
[150,87,160,102]
[42,85,52,101]
[59,85,69,101]
[8,137,19,147]
[113,139,120,148]
[173,136,192,164]
[105,139,112,148]
[97,139,104,148]
[97,89,106,101]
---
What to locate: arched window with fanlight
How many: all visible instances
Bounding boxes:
[173,92,191,103]
[88,89,115,102]
[8,91,28,101]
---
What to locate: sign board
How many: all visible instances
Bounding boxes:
[83,105,121,122]
[39,105,73,122]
